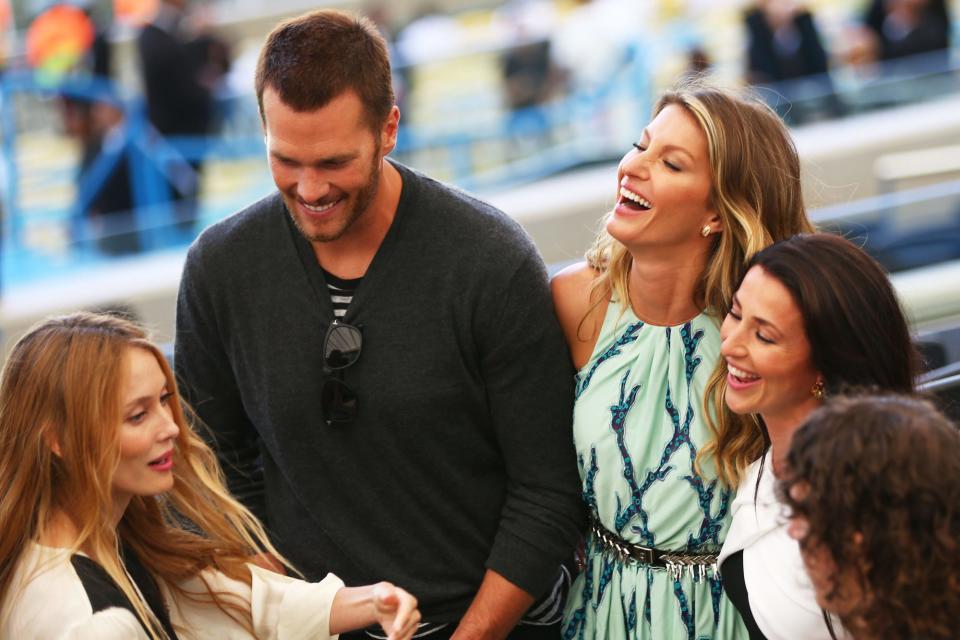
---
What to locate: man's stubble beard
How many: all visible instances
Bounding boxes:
[287,152,383,245]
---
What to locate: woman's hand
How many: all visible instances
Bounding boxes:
[330,581,420,640]
[371,582,420,640]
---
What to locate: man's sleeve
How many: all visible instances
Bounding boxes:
[175,244,267,523]
[477,249,587,598]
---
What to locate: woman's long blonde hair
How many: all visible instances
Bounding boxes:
[0,312,290,638]
[584,80,814,487]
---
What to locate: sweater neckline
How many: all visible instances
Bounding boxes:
[286,159,416,324]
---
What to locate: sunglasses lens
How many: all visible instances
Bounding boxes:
[324,323,362,370]
[322,378,358,424]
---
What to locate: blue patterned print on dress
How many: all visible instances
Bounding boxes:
[612,327,704,541]
[682,324,732,550]
[563,537,597,640]
[595,549,617,610]
[622,589,638,635]
[581,448,600,514]
[607,370,655,544]
[576,320,645,398]
[661,380,730,550]
[709,573,724,627]
[680,324,704,385]
[644,570,653,624]
[564,311,743,638]
[674,578,695,640]
[684,474,731,550]
[661,323,732,628]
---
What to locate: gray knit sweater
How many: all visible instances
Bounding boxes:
[174,162,585,622]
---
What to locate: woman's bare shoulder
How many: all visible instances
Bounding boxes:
[551,260,597,300]
[550,262,607,369]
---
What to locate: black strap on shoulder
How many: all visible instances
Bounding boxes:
[70,549,179,639]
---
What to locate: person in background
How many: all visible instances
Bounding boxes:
[846,0,951,70]
[552,79,813,638]
[864,0,950,61]
[175,9,584,639]
[745,1,829,85]
[712,233,918,640]
[743,1,840,122]
[780,394,960,640]
[53,1,138,254]
[136,0,228,236]
[0,312,421,639]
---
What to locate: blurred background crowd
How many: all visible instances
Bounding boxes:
[0,0,959,408]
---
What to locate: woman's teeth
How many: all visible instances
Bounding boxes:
[619,187,651,210]
[728,364,759,382]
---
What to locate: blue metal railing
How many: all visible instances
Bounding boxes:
[0,70,221,251]
[3,37,960,289]
[0,40,654,288]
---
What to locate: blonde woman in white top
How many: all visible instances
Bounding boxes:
[0,312,421,639]
[709,234,917,640]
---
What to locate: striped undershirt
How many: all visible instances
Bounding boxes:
[321,268,362,319]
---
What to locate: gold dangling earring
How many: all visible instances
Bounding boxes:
[810,378,825,400]
[701,225,711,237]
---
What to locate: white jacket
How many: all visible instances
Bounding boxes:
[718,452,847,640]
[2,543,344,639]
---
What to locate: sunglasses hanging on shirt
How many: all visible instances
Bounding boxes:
[321,320,362,426]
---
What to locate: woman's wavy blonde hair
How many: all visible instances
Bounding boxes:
[0,312,291,638]
[584,80,814,487]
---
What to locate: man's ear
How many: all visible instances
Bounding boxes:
[380,105,401,156]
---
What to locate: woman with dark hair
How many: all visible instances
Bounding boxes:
[0,312,420,639]
[780,394,960,640]
[709,233,918,640]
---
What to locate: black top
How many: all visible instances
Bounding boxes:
[721,551,768,640]
[175,161,585,621]
[71,547,178,639]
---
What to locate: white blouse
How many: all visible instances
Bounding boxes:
[718,452,847,640]
[1,543,344,639]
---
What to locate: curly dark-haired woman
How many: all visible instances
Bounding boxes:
[780,394,960,640]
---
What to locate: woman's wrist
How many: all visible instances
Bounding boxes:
[329,584,378,634]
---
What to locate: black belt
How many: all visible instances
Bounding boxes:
[589,517,719,582]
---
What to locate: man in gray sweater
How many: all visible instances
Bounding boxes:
[175,9,584,638]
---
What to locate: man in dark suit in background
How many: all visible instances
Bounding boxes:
[137,0,224,235]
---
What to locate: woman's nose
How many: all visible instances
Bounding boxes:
[160,412,180,442]
[720,325,747,358]
[619,146,651,180]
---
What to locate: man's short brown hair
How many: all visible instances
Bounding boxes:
[255,9,395,129]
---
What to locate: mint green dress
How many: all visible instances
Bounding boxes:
[561,300,747,639]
